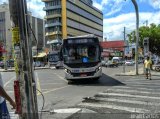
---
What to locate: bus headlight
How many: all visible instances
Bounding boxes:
[65,68,71,74]
[96,67,101,72]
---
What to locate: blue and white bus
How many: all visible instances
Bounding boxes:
[48,51,63,69]
[61,34,102,81]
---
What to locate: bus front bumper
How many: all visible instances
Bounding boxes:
[64,68,102,80]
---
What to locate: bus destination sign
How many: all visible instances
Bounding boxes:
[68,39,95,44]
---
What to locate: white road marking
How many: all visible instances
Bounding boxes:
[53,73,68,83]
[96,97,160,106]
[97,92,160,100]
[112,86,159,91]
[4,76,16,87]
[105,89,160,95]
[79,103,150,113]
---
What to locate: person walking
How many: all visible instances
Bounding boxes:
[0,73,16,119]
[144,56,152,80]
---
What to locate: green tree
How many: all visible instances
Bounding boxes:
[127,23,160,56]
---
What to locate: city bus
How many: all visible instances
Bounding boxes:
[48,51,63,69]
[61,34,102,81]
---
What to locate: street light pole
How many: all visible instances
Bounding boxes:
[123,27,126,73]
[131,0,139,75]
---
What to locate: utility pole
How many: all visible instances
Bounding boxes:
[131,0,139,75]
[123,27,126,73]
[9,0,39,119]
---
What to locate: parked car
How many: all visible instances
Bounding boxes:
[33,61,45,67]
[105,60,118,67]
[125,60,134,66]
[154,62,160,72]
[101,60,106,66]
[0,61,4,68]
[112,57,123,65]
[7,59,14,67]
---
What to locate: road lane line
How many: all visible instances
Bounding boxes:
[40,83,64,85]
[41,85,70,95]
[4,76,16,88]
[35,72,42,95]
[53,73,68,83]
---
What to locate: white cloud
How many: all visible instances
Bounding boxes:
[93,0,126,16]
[0,0,8,3]
[93,1,103,10]
[150,0,160,9]
[103,11,160,40]
[27,0,45,18]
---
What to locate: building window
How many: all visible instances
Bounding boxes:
[47,18,61,24]
[45,0,61,7]
[46,9,61,15]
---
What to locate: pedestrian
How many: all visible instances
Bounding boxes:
[144,56,152,80]
[0,73,16,119]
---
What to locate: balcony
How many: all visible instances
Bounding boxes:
[45,22,62,28]
[44,14,61,19]
[41,0,52,2]
[43,5,61,11]
[45,31,62,36]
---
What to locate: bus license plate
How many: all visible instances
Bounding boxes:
[81,74,87,77]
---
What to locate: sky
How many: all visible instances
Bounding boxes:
[1,0,160,41]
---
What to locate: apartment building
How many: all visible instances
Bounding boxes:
[42,0,103,45]
[0,3,12,58]
[0,3,45,58]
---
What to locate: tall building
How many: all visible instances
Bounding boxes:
[0,3,45,59]
[0,3,12,58]
[42,0,103,45]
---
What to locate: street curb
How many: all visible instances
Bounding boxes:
[115,74,144,76]
[0,67,51,72]
[49,108,82,119]
[115,71,160,76]
[65,108,97,119]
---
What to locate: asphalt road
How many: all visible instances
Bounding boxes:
[1,65,134,108]
[4,64,159,119]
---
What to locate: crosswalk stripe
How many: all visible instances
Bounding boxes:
[96,93,160,100]
[94,97,160,106]
[126,84,160,88]
[123,81,160,85]
[112,86,159,91]
[104,89,160,95]
[78,103,150,113]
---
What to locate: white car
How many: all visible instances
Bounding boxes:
[101,60,106,66]
[125,60,134,66]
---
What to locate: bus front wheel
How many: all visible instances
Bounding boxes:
[56,66,59,69]
[93,77,99,81]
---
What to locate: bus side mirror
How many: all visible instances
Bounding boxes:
[100,47,103,52]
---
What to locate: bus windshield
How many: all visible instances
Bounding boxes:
[63,44,100,64]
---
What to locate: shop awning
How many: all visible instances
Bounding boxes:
[33,52,47,58]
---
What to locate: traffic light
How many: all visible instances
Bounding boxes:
[143,37,149,56]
